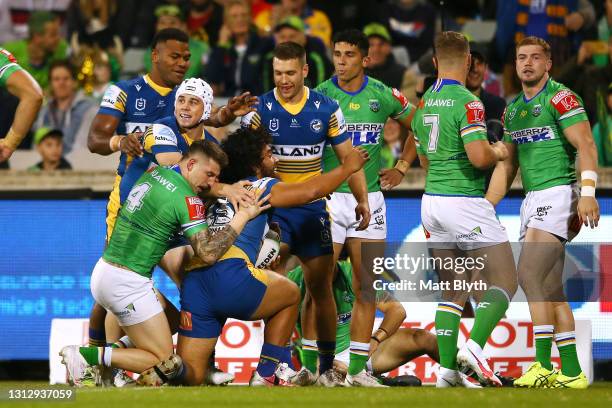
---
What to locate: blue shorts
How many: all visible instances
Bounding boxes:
[271,199,332,258]
[178,258,268,338]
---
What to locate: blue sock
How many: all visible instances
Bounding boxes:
[88,327,106,347]
[317,340,336,374]
[257,343,285,377]
[283,346,295,370]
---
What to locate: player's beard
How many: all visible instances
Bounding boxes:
[522,72,546,88]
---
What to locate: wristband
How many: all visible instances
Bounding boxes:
[581,186,596,197]
[394,159,409,176]
[109,135,124,152]
[581,170,597,185]
[3,127,24,150]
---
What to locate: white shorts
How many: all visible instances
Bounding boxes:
[520,184,580,242]
[421,194,508,250]
[90,259,163,327]
[328,191,387,243]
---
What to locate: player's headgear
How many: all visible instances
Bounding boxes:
[175,78,214,123]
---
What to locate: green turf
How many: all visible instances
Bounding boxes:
[1,382,611,407]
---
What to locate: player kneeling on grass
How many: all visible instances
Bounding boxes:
[175,127,369,386]
[60,141,268,387]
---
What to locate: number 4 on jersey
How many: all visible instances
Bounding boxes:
[125,182,152,212]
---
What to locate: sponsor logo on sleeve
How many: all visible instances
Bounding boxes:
[185,196,205,220]
[551,90,580,114]
[391,88,409,108]
[100,85,122,109]
[465,100,485,124]
[0,49,17,63]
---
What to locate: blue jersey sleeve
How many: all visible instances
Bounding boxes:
[98,83,128,118]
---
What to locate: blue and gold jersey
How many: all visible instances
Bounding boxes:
[99,74,176,177]
[241,87,349,183]
[119,115,218,204]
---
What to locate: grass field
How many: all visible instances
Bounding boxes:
[1,382,612,407]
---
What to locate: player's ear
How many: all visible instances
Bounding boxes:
[151,47,159,64]
[432,56,438,71]
[362,55,370,69]
[302,62,309,78]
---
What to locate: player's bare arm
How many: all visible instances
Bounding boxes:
[268,147,369,208]
[486,142,519,206]
[203,92,258,128]
[564,121,600,228]
[418,154,429,171]
[464,140,508,170]
[370,292,406,355]
[0,70,43,161]
[87,113,144,157]
[379,111,418,190]
[333,139,371,230]
[189,191,271,266]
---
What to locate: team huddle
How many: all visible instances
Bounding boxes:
[58,27,600,390]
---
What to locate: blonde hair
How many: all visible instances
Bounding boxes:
[434,31,469,64]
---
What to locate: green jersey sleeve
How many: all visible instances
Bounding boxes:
[548,87,588,130]
[176,195,208,239]
[384,86,414,122]
[0,48,23,87]
[459,96,488,145]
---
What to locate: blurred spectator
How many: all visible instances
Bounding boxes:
[260,16,332,92]
[594,0,612,66]
[254,0,332,46]
[28,127,72,171]
[2,11,68,89]
[34,60,97,154]
[495,0,596,95]
[66,0,123,79]
[70,47,113,102]
[186,0,224,46]
[377,0,436,64]
[592,82,612,166]
[363,23,407,90]
[205,0,264,96]
[466,48,506,142]
[558,35,612,123]
[380,118,406,168]
[4,0,70,41]
[144,5,210,80]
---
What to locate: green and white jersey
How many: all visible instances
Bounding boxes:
[412,78,488,196]
[103,165,208,278]
[503,79,588,192]
[0,48,22,87]
[317,76,414,193]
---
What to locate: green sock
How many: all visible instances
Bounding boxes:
[78,346,101,366]
[347,341,370,375]
[301,338,318,373]
[534,325,554,370]
[435,302,463,370]
[470,287,510,348]
[555,332,581,377]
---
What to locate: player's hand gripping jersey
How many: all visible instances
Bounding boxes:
[317,76,414,193]
[241,87,349,183]
[0,48,22,87]
[103,165,208,278]
[412,79,489,196]
[503,79,588,192]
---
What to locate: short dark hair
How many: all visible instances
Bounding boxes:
[333,29,369,56]
[273,41,306,64]
[151,28,189,49]
[186,140,228,168]
[516,36,552,59]
[220,127,273,184]
[48,60,75,81]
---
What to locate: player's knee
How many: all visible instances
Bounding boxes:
[415,329,436,352]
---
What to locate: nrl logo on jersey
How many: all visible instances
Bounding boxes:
[269,118,279,131]
[369,99,380,112]
[135,98,146,111]
[508,108,517,121]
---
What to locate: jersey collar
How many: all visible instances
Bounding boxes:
[432,78,462,92]
[522,78,549,103]
[144,74,174,96]
[331,75,369,96]
[273,86,309,115]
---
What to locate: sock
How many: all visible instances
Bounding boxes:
[435,302,463,370]
[88,327,106,347]
[348,341,370,376]
[78,346,111,366]
[256,343,285,377]
[534,325,554,370]
[301,338,318,373]
[555,331,581,377]
[283,345,295,370]
[470,287,510,348]
[317,340,336,374]
[111,336,132,349]
[102,347,113,367]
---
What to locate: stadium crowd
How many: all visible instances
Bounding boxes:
[0,0,610,170]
